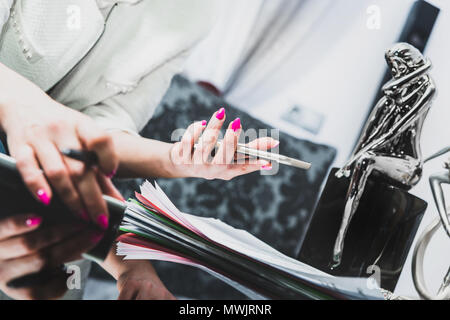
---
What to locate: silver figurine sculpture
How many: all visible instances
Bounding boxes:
[332,43,436,267]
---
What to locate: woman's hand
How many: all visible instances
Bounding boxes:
[0,213,104,300]
[0,75,119,228]
[116,261,175,300]
[170,108,279,180]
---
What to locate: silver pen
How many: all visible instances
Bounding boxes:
[195,140,311,170]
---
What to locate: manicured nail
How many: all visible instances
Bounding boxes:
[261,164,273,171]
[201,120,207,126]
[106,169,117,179]
[231,118,241,132]
[216,108,225,120]
[36,189,50,206]
[97,214,109,230]
[25,215,42,227]
[272,140,280,148]
[91,231,105,244]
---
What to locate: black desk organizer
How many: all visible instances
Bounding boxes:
[299,168,427,291]
[0,153,124,286]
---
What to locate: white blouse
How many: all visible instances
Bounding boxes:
[0,0,12,27]
[0,0,217,134]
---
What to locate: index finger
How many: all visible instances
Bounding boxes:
[9,144,52,206]
[193,108,226,164]
[245,137,280,150]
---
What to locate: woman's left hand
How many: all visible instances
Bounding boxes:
[117,261,175,300]
[170,108,279,181]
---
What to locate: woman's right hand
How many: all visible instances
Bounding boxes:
[0,73,120,229]
[0,213,103,299]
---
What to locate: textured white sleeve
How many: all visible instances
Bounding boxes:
[0,0,12,29]
[82,50,190,135]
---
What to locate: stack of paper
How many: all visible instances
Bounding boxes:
[117,181,386,300]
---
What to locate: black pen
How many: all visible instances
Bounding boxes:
[60,148,99,167]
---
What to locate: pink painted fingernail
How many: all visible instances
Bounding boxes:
[25,215,42,227]
[231,118,241,132]
[216,108,225,120]
[106,169,117,179]
[201,120,207,126]
[273,140,280,148]
[261,164,273,171]
[36,189,50,206]
[91,231,105,244]
[97,214,109,230]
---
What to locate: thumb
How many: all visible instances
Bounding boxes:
[96,172,125,202]
[245,137,279,150]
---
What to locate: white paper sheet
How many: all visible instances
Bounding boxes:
[120,181,386,300]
